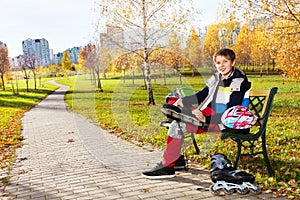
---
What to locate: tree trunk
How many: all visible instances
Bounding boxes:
[1,73,5,91]
[132,67,135,85]
[123,69,126,83]
[11,81,15,94]
[103,70,107,79]
[192,67,195,77]
[246,61,249,71]
[260,60,263,77]
[272,59,275,71]
[89,69,93,84]
[179,73,182,87]
[142,1,154,105]
[16,77,19,95]
[153,65,156,84]
[266,58,269,75]
[144,61,155,105]
[96,70,103,92]
[163,65,166,86]
[90,69,96,86]
[26,78,29,92]
[142,64,147,90]
[32,71,37,90]
[23,70,29,92]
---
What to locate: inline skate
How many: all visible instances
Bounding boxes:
[209,153,261,195]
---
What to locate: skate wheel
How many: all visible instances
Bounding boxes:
[250,185,261,194]
[237,188,249,195]
[209,184,221,195]
[224,188,234,194]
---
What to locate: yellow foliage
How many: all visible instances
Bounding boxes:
[228,0,300,80]
[111,47,191,73]
[61,50,72,71]
[203,24,220,57]
[186,28,202,68]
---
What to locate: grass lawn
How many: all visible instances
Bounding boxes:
[58,73,299,198]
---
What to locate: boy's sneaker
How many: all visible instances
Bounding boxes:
[174,155,186,171]
[142,162,175,179]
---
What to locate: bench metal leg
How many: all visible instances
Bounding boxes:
[234,140,242,170]
[262,133,274,176]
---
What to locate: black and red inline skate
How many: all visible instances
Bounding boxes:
[209,153,261,195]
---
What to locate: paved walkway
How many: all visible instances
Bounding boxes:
[1,82,286,200]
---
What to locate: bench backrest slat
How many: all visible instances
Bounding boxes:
[249,90,270,119]
[249,87,278,130]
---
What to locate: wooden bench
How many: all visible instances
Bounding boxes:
[161,87,278,176]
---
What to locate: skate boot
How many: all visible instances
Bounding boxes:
[209,153,261,195]
[174,155,187,171]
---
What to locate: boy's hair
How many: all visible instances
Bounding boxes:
[213,48,236,62]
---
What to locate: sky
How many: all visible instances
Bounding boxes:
[0,0,228,58]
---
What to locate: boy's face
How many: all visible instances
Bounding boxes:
[214,55,236,78]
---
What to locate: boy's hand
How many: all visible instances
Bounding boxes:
[173,98,184,107]
[192,109,206,122]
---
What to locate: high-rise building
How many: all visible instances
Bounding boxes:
[53,52,63,65]
[68,47,81,64]
[22,38,51,66]
[53,47,81,65]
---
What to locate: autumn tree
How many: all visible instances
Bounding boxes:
[164,33,184,83]
[61,50,73,71]
[79,44,95,78]
[185,27,202,76]
[0,46,10,91]
[232,24,253,70]
[25,54,39,90]
[80,43,108,92]
[228,0,300,80]
[112,47,191,86]
[95,0,201,105]
[203,25,220,56]
[18,58,29,92]
[166,32,182,54]
[271,19,300,79]
[92,46,104,92]
[77,49,87,73]
[251,24,271,76]
[18,53,40,91]
[203,24,220,67]
[151,48,190,71]
[47,64,61,77]
[150,48,191,85]
[115,52,135,83]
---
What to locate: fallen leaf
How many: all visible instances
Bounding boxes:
[141,188,150,193]
[18,169,31,174]
[288,179,298,187]
[0,192,10,197]
[67,139,74,143]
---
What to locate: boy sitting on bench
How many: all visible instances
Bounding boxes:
[142,48,251,179]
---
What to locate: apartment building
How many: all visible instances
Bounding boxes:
[22,38,51,66]
[53,46,81,65]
